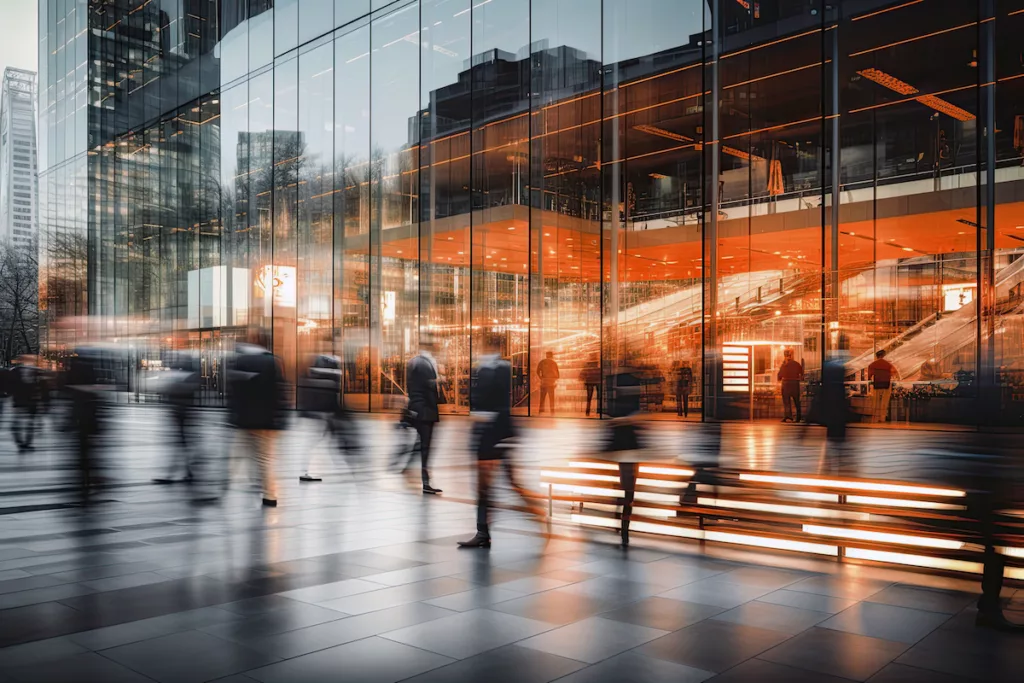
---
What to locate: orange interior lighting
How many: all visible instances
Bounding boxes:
[803,524,965,550]
[738,473,966,498]
[857,68,976,121]
[634,124,693,144]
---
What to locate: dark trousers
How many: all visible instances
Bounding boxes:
[166,404,194,480]
[539,386,555,413]
[584,384,599,416]
[12,404,38,449]
[476,456,530,537]
[781,381,801,421]
[413,420,435,486]
[676,388,690,417]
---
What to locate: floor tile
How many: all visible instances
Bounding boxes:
[101,630,279,683]
[240,602,455,660]
[756,589,860,614]
[867,663,976,683]
[759,627,908,681]
[246,636,453,683]
[865,585,977,615]
[400,644,585,683]
[497,576,573,595]
[490,588,620,625]
[0,636,88,669]
[82,571,170,593]
[705,658,856,683]
[2,651,154,683]
[451,566,532,587]
[714,567,813,590]
[658,577,773,609]
[199,603,346,644]
[712,600,830,635]
[599,597,725,632]
[819,601,949,644]
[275,578,386,604]
[517,617,666,664]
[381,608,552,659]
[786,576,889,601]
[894,625,1024,682]
[69,607,242,650]
[422,586,523,612]
[554,650,713,683]
[317,577,471,615]
[639,618,790,673]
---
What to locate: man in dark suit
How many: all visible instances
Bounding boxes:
[405,337,442,494]
[459,335,543,548]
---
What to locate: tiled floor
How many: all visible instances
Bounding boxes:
[0,404,1021,682]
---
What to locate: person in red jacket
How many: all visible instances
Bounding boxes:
[777,349,804,423]
[867,349,897,423]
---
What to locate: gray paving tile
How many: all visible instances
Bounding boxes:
[639,618,790,672]
[868,663,976,683]
[382,608,553,659]
[554,650,714,683]
[705,658,856,683]
[895,624,1024,682]
[658,577,774,608]
[497,575,574,595]
[599,596,725,632]
[712,600,830,635]
[0,636,88,669]
[245,636,453,683]
[82,571,170,592]
[270,578,387,605]
[756,588,860,614]
[400,644,585,683]
[865,585,977,615]
[0,582,95,609]
[760,627,908,681]
[490,587,621,625]
[69,607,243,650]
[200,603,347,644]
[239,602,455,660]
[422,586,524,612]
[518,617,667,664]
[2,651,154,683]
[102,630,280,683]
[819,601,950,644]
[787,576,890,601]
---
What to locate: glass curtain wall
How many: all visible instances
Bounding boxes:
[39,0,1024,427]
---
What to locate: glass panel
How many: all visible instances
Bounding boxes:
[337,0,370,27]
[300,0,334,44]
[420,0,472,413]
[220,0,248,86]
[471,0,531,414]
[371,1,420,411]
[336,24,372,410]
[275,0,299,56]
[249,0,274,69]
[273,58,300,394]
[249,71,275,333]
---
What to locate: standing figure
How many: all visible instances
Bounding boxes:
[65,351,104,501]
[227,337,286,507]
[579,354,601,417]
[777,349,804,423]
[10,355,41,451]
[459,336,543,548]
[675,360,694,418]
[867,349,896,424]
[153,352,200,484]
[536,351,560,414]
[405,337,442,495]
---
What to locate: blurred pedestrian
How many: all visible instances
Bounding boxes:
[579,354,601,417]
[297,354,360,481]
[9,355,41,452]
[459,335,544,548]
[867,349,896,423]
[404,336,442,494]
[227,335,286,507]
[153,352,200,484]
[821,335,852,441]
[778,349,804,423]
[674,360,694,418]
[537,351,560,414]
[65,350,105,501]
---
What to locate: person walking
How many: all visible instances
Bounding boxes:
[675,360,694,418]
[405,337,442,495]
[579,354,601,417]
[536,351,559,414]
[777,349,804,423]
[867,349,896,424]
[459,336,544,548]
[153,352,200,484]
[227,336,286,507]
[9,355,41,452]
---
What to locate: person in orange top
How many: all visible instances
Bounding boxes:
[777,349,804,423]
[867,349,897,423]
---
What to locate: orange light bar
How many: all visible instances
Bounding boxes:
[845,548,982,574]
[803,524,965,550]
[699,498,868,520]
[633,124,693,144]
[738,473,965,498]
[915,94,975,121]
[857,68,918,95]
[856,68,976,121]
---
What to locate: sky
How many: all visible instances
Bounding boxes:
[0,0,38,76]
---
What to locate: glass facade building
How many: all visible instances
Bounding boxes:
[37,0,1024,426]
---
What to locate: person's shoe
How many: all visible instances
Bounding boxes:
[781,417,791,423]
[422,485,442,495]
[262,498,278,507]
[457,534,491,549]
[299,474,322,482]
[976,610,1024,631]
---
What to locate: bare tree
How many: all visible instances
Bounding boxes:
[0,241,39,363]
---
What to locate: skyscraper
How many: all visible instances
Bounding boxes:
[0,68,37,249]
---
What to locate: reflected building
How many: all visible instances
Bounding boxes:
[0,68,38,248]
[38,0,1024,426]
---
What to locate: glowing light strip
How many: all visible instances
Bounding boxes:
[803,524,964,550]
[845,548,982,574]
[541,470,620,483]
[550,484,623,497]
[639,466,696,477]
[998,546,1024,558]
[568,461,620,471]
[1007,568,1024,580]
[846,495,964,511]
[634,507,675,518]
[738,473,965,498]
[705,531,838,556]
[570,513,620,529]
[635,491,682,504]
[699,498,868,520]
[637,479,689,489]
[631,521,704,539]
